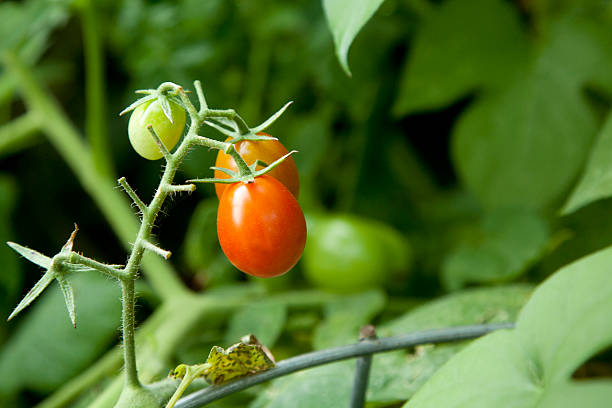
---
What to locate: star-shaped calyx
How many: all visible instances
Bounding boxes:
[7,224,80,327]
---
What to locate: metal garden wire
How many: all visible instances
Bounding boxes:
[174,323,514,408]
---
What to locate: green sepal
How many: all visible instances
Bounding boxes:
[210,166,237,177]
[157,94,174,124]
[251,101,293,134]
[188,151,296,185]
[55,272,76,328]
[7,225,81,325]
[119,94,157,116]
[188,177,246,185]
[60,224,78,253]
[204,120,237,138]
[252,150,297,177]
[7,241,52,269]
[134,89,156,95]
[227,134,277,144]
[252,160,269,170]
[7,268,55,322]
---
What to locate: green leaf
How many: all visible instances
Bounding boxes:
[368,345,463,404]
[403,244,612,408]
[253,286,531,407]
[380,285,532,336]
[322,0,386,75]
[539,381,612,408]
[313,290,386,349]
[250,361,354,408]
[368,285,532,403]
[562,112,612,214]
[224,302,287,347]
[452,16,612,209]
[394,0,527,115]
[442,209,549,290]
[404,330,535,408]
[452,64,596,210]
[515,245,612,384]
[0,273,121,395]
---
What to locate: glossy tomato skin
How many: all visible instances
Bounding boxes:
[214,133,299,199]
[217,175,306,278]
[128,99,186,160]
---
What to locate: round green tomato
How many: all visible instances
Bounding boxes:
[128,99,186,160]
[303,213,411,293]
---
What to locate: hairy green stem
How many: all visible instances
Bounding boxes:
[36,287,330,408]
[54,251,127,279]
[1,51,186,300]
[121,279,140,388]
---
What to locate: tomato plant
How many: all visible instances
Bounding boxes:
[128,99,186,160]
[214,133,299,199]
[217,175,307,278]
[303,214,411,293]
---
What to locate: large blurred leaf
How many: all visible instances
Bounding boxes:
[539,381,612,408]
[312,290,385,349]
[404,244,612,408]
[562,112,612,214]
[367,284,532,403]
[0,273,121,395]
[224,302,287,348]
[322,0,386,75]
[442,209,549,290]
[452,16,612,209]
[380,285,532,336]
[250,361,354,408]
[394,0,527,115]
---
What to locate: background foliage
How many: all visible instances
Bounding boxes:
[1,0,612,407]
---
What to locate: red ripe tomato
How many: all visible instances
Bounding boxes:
[217,175,307,277]
[214,133,299,199]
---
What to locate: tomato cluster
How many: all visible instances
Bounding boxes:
[127,98,305,278]
[214,137,305,278]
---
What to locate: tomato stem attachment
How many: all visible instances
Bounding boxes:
[118,176,147,215]
[194,80,208,114]
[142,240,172,260]
[146,124,172,162]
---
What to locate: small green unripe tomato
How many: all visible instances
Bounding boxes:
[303,213,412,293]
[128,99,186,160]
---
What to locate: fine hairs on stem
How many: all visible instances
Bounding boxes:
[4,75,296,405]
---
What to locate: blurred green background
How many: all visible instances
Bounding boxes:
[1,0,612,407]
